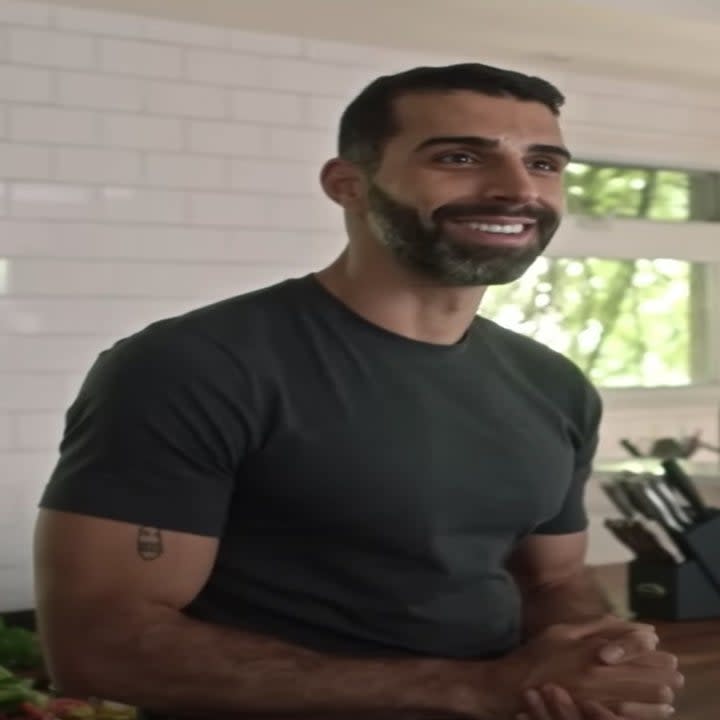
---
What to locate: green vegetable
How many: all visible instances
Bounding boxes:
[30,691,51,707]
[0,663,38,714]
[0,684,35,712]
[0,625,43,670]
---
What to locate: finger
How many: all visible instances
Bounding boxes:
[597,631,661,664]
[524,688,554,720]
[618,702,676,720]
[541,685,583,720]
[626,652,679,670]
[567,616,656,641]
[578,700,625,719]
[603,679,676,706]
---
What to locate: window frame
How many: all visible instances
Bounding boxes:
[547,214,720,407]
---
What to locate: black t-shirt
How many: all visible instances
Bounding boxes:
[40,274,601,659]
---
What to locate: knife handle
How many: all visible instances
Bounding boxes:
[601,482,635,519]
[661,459,709,520]
[620,438,644,458]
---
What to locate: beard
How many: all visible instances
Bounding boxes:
[366,182,561,286]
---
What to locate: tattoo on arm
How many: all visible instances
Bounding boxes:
[137,527,164,561]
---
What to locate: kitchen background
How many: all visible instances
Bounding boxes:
[1,0,719,611]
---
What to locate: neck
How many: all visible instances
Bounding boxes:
[315,247,487,346]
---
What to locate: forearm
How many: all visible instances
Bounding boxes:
[520,567,614,638]
[49,606,514,720]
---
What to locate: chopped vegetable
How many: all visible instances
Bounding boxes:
[0,620,43,671]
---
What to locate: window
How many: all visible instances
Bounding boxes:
[564,162,720,223]
[482,162,720,389]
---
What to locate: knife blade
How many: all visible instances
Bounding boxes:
[618,479,682,534]
[637,483,685,533]
[647,475,693,527]
[661,458,710,522]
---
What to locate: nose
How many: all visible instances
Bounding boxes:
[484,159,540,205]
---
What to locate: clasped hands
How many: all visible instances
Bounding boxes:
[510,615,683,720]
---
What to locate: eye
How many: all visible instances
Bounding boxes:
[436,151,480,166]
[528,157,562,173]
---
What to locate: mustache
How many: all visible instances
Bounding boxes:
[432,202,555,222]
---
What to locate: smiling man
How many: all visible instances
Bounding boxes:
[35,64,682,720]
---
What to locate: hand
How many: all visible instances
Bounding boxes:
[489,616,683,716]
[586,615,660,665]
[516,618,680,720]
[586,614,681,719]
[517,683,676,720]
[516,684,624,719]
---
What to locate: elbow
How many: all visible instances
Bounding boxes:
[44,648,118,700]
[38,622,137,702]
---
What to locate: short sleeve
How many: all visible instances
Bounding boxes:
[531,380,602,535]
[39,324,257,537]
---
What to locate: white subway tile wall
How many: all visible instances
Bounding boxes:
[58,71,145,111]
[11,105,99,144]
[99,37,183,79]
[8,27,95,69]
[103,113,183,151]
[1,0,719,608]
[1,142,52,179]
[0,0,50,26]
[0,65,52,102]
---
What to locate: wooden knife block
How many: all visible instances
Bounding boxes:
[628,510,720,620]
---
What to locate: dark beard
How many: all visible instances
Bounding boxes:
[366,182,561,286]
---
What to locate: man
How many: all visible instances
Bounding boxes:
[34,63,682,720]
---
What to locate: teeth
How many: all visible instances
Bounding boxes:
[462,222,525,234]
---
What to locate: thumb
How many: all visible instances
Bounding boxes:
[598,643,626,664]
[596,630,660,664]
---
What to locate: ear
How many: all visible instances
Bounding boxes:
[319,158,368,212]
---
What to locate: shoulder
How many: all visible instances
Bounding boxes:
[92,277,302,376]
[475,316,602,419]
[79,277,309,397]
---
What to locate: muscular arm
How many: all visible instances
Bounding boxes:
[34,510,517,720]
[506,531,614,639]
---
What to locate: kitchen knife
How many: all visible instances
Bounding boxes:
[611,477,686,562]
[661,458,711,522]
[647,475,693,527]
[625,519,682,564]
[620,438,644,458]
[604,518,679,564]
[637,483,685,533]
[601,481,635,519]
[616,477,655,518]
[618,478,682,534]
[603,518,641,555]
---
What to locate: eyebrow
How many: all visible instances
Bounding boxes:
[414,135,573,163]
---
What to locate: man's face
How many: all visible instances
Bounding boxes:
[364,91,569,286]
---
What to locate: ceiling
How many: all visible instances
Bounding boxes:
[578,0,720,22]
[34,0,720,89]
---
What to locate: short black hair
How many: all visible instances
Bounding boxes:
[338,63,565,174]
